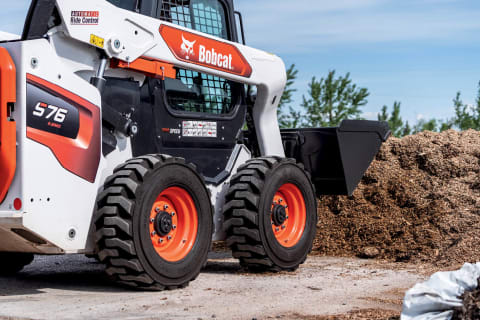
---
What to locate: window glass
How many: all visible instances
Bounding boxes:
[159,0,228,39]
[159,0,237,115]
[107,0,137,11]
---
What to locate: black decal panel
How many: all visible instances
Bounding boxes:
[27,83,80,139]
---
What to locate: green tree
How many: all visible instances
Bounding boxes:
[378,101,404,137]
[278,64,301,128]
[402,121,412,137]
[452,84,480,130]
[301,71,369,127]
[412,118,451,134]
[413,119,438,133]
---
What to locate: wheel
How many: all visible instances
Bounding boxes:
[95,155,213,290]
[0,252,34,274]
[224,157,317,272]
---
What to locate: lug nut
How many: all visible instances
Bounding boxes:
[164,204,169,209]
[150,218,155,223]
[159,238,163,243]
[167,235,172,240]
[172,225,177,229]
[278,199,283,203]
[282,225,286,229]
[171,212,175,216]
[286,216,289,219]
[151,231,156,236]
[155,207,161,213]
[275,227,279,232]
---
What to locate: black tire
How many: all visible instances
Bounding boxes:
[0,252,34,275]
[224,157,317,272]
[95,155,213,290]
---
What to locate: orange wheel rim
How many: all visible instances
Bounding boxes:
[270,183,306,248]
[149,187,198,262]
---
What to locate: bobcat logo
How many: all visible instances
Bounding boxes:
[181,34,196,60]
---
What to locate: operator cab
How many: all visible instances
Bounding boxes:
[104,0,248,184]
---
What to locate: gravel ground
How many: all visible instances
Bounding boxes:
[0,253,425,320]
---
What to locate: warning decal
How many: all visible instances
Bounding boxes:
[182,121,217,138]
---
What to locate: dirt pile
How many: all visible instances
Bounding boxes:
[314,129,480,266]
[452,278,480,320]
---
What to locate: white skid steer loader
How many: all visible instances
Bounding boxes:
[0,0,390,290]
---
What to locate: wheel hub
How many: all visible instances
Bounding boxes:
[154,211,173,236]
[272,204,287,226]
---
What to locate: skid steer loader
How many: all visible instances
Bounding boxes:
[0,0,390,290]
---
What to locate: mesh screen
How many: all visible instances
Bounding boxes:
[159,0,235,115]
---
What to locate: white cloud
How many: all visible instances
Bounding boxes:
[362,111,380,120]
[416,114,426,120]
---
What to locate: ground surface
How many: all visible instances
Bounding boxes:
[0,253,424,320]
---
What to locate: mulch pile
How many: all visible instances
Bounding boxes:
[291,309,399,320]
[452,278,480,320]
[313,129,480,266]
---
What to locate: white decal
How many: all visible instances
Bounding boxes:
[33,102,68,124]
[181,35,196,60]
[198,45,233,70]
[182,121,217,138]
[71,11,99,25]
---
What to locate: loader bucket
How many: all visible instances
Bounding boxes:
[281,120,390,196]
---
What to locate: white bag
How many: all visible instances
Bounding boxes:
[401,262,480,320]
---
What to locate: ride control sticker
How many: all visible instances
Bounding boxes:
[160,25,252,78]
[182,121,217,138]
[71,11,99,25]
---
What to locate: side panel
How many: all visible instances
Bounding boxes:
[0,39,104,253]
[0,48,17,204]
[26,74,101,183]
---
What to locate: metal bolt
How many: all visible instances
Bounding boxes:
[278,199,283,203]
[167,235,172,240]
[164,204,169,210]
[271,221,274,225]
[151,231,156,236]
[172,225,177,229]
[286,216,289,219]
[155,207,161,213]
[31,58,38,68]
[285,205,288,209]
[150,218,155,223]
[159,238,163,243]
[275,227,279,232]
[114,39,121,49]
[171,212,175,216]
[68,229,76,239]
[282,225,286,229]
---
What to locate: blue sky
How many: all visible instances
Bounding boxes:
[3,0,480,124]
[235,0,480,124]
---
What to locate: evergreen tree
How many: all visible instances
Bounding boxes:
[378,101,404,137]
[278,64,301,128]
[301,71,369,127]
[452,83,480,131]
[402,121,412,137]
